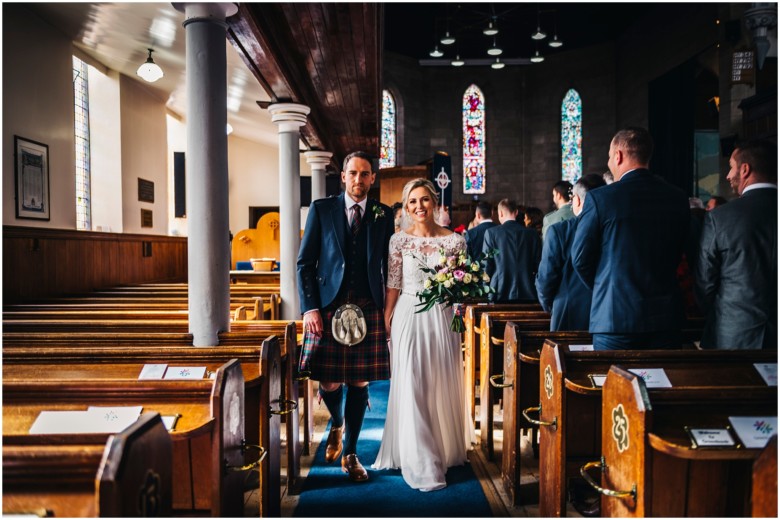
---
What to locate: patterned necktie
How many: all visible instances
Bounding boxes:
[350,204,362,235]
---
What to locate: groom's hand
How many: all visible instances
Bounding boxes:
[303,309,323,337]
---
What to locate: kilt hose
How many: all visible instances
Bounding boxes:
[300,296,391,383]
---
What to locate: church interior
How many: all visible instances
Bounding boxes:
[2,2,778,517]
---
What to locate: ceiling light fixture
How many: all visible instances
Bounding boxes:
[487,37,503,56]
[548,11,563,47]
[451,54,465,67]
[429,45,444,58]
[531,8,547,40]
[483,20,498,36]
[440,30,456,45]
[530,49,545,63]
[136,48,164,83]
[491,58,505,69]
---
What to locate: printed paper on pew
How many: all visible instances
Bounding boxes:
[29,411,94,434]
[754,363,777,386]
[688,428,735,447]
[163,366,207,380]
[629,368,672,388]
[86,406,143,432]
[568,344,594,351]
[138,363,167,380]
[728,416,778,449]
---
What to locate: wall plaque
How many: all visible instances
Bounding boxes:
[138,178,155,203]
[141,209,153,228]
[731,50,755,85]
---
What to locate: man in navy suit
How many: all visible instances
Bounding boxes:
[571,127,689,350]
[536,174,606,330]
[297,151,394,481]
[695,139,777,349]
[483,199,541,303]
[465,201,496,260]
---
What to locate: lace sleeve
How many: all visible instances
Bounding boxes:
[386,233,403,290]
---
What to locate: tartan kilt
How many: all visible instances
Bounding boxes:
[299,296,390,382]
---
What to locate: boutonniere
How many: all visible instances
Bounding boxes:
[372,205,386,222]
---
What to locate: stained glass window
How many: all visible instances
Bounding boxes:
[379,90,396,168]
[463,84,485,194]
[561,89,582,183]
[73,56,91,230]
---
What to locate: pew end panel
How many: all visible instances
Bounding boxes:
[538,343,565,517]
[752,435,778,518]
[97,412,173,517]
[260,336,283,517]
[596,366,647,517]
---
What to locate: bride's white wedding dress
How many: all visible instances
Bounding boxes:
[372,230,476,491]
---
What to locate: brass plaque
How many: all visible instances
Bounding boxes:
[138,178,155,203]
[141,209,153,228]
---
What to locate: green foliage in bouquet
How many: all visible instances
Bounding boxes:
[415,248,498,332]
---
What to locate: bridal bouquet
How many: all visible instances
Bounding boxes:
[415,248,496,332]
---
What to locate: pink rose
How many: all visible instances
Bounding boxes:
[453,269,465,281]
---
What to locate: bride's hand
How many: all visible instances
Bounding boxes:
[384,312,393,337]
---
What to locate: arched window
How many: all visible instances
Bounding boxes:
[561,89,582,182]
[463,84,485,194]
[379,89,396,169]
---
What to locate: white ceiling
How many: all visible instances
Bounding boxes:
[29,2,279,147]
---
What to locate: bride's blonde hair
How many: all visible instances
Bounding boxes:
[400,178,440,228]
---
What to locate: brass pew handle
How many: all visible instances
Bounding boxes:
[473,327,482,335]
[521,404,557,430]
[489,373,514,389]
[295,370,311,382]
[580,458,637,499]
[225,442,267,473]
[270,398,299,416]
[491,336,504,345]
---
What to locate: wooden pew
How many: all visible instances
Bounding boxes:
[462,303,545,424]
[537,342,777,516]
[3,320,311,464]
[3,357,253,516]
[583,365,776,517]
[752,435,778,517]
[3,331,295,514]
[476,311,551,460]
[500,326,592,505]
[3,412,172,517]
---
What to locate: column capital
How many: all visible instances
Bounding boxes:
[268,103,311,133]
[173,2,238,20]
[304,150,333,170]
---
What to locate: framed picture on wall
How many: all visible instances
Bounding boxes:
[14,135,50,220]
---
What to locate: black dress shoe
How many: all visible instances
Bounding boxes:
[341,454,369,482]
[324,426,343,463]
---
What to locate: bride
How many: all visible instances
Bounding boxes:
[372,178,475,491]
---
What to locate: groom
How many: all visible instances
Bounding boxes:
[297,151,394,482]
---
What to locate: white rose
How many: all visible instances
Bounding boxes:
[471,262,480,272]
[463,273,473,284]
[482,272,490,282]
[443,279,453,289]
[424,278,432,289]
[436,272,447,283]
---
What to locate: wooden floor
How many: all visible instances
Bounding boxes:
[252,399,585,517]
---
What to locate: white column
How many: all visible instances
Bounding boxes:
[174,2,237,346]
[305,151,333,203]
[269,103,311,320]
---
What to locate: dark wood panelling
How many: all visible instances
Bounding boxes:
[3,226,187,303]
[227,3,382,167]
